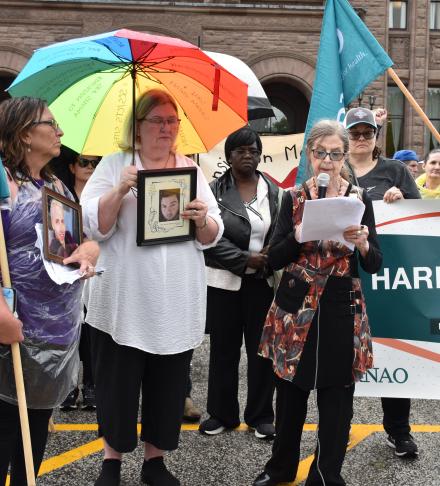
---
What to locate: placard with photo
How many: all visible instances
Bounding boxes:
[42,187,83,265]
[137,167,197,246]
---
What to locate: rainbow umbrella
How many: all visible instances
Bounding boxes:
[8,29,248,156]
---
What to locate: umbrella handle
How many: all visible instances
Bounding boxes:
[131,68,136,166]
[0,215,36,486]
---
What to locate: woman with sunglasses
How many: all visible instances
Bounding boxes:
[54,154,101,411]
[0,96,99,485]
[69,155,101,202]
[253,120,382,486]
[344,107,421,460]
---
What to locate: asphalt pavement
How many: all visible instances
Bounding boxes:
[30,338,440,486]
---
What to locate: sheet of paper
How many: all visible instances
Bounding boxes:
[298,196,365,250]
[34,224,83,285]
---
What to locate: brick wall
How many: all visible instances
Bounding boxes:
[0,0,431,152]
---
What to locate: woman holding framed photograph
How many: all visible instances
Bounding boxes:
[0,96,99,485]
[81,89,223,486]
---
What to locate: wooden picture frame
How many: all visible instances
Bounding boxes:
[42,187,83,265]
[137,167,197,246]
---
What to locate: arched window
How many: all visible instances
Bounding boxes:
[0,73,15,103]
[250,81,309,135]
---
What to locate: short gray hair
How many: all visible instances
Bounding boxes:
[305,120,349,180]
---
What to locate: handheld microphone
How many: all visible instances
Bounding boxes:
[316,172,330,199]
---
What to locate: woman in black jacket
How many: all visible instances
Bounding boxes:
[200,127,280,440]
[253,119,382,486]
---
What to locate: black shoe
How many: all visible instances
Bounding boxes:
[253,472,278,486]
[141,457,180,485]
[199,417,226,435]
[60,388,79,411]
[94,459,121,486]
[252,423,276,440]
[82,384,96,410]
[386,434,419,458]
[182,397,201,423]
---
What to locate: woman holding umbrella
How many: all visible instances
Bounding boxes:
[81,89,223,486]
[0,96,99,485]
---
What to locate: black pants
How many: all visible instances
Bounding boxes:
[0,399,52,486]
[265,377,354,486]
[90,327,192,453]
[206,276,275,428]
[381,397,411,438]
[78,321,94,386]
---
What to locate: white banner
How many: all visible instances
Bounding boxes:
[198,133,304,187]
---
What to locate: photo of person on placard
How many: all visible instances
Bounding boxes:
[48,198,79,258]
[159,188,180,222]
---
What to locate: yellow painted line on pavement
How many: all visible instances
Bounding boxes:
[39,438,104,475]
[280,424,440,485]
[6,423,440,484]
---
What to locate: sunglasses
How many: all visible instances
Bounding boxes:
[311,149,346,162]
[348,129,376,140]
[77,157,100,168]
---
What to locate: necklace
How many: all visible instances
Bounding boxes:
[140,151,173,169]
[312,176,343,198]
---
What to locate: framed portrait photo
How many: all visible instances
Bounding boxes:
[42,187,83,265]
[137,167,197,246]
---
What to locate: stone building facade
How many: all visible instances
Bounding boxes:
[0,0,438,157]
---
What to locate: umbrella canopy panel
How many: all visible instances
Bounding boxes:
[204,50,274,121]
[9,29,248,156]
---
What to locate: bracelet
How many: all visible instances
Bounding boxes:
[196,217,208,229]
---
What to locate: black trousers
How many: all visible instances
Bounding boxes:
[0,399,52,486]
[78,321,94,386]
[265,376,354,486]
[90,327,192,453]
[381,397,411,438]
[206,276,275,428]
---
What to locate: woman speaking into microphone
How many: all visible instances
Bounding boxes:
[253,120,382,486]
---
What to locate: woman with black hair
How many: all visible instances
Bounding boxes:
[344,107,420,459]
[200,127,281,440]
[53,153,101,411]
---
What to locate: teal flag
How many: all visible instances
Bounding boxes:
[0,158,10,200]
[296,0,393,183]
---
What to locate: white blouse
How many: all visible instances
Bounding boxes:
[206,175,271,290]
[81,151,223,355]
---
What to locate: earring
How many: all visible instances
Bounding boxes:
[27,143,31,153]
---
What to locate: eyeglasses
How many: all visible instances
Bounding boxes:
[142,117,181,128]
[77,157,100,169]
[32,119,61,131]
[311,149,346,162]
[348,129,376,140]
[231,148,261,157]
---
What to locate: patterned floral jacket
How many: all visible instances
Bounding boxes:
[258,184,377,383]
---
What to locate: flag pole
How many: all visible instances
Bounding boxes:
[0,216,36,486]
[387,67,440,144]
